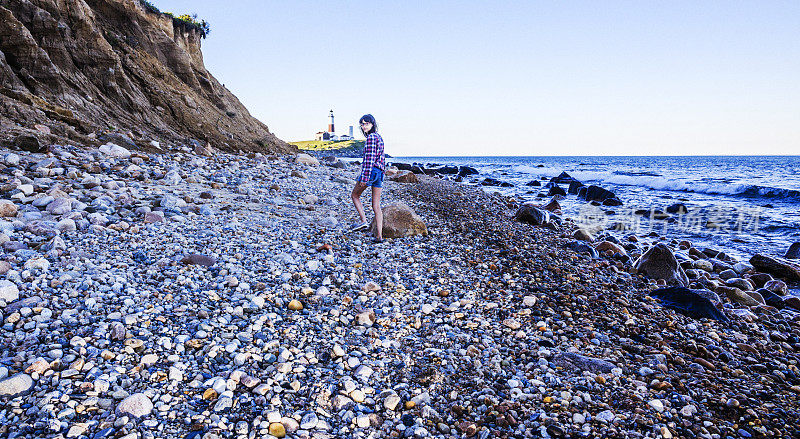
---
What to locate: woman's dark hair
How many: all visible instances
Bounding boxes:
[359,114,378,136]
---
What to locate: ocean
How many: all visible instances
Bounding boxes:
[392,156,800,262]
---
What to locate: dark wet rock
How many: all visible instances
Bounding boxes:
[749,254,800,281]
[547,186,566,196]
[564,240,598,258]
[749,273,773,288]
[181,254,217,267]
[457,166,479,177]
[785,296,800,311]
[550,172,579,184]
[634,243,689,287]
[553,352,616,374]
[786,243,800,259]
[13,134,47,153]
[602,197,623,206]
[526,180,541,187]
[543,198,561,212]
[568,181,584,195]
[429,165,458,175]
[393,162,413,171]
[514,203,556,227]
[649,287,729,322]
[756,288,785,309]
[666,203,688,214]
[763,279,788,295]
[580,185,617,203]
[481,177,513,187]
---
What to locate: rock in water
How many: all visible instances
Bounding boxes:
[749,254,800,281]
[0,373,34,397]
[553,352,616,374]
[581,185,616,203]
[649,287,729,322]
[550,171,580,184]
[116,393,153,418]
[634,243,689,287]
[369,202,427,238]
[784,242,800,259]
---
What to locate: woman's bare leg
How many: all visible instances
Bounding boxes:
[372,186,383,239]
[351,182,367,224]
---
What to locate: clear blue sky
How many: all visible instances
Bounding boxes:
[154,0,799,156]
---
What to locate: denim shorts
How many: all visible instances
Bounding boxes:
[367,167,384,188]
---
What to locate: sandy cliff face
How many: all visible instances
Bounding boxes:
[0,0,292,154]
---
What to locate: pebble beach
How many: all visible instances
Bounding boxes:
[1,145,800,439]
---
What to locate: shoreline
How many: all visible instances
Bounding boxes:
[0,147,799,438]
[385,156,800,272]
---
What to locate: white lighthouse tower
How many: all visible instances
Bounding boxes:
[328,109,335,134]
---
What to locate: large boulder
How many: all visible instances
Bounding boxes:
[564,240,598,258]
[716,286,760,307]
[553,352,615,374]
[98,142,131,159]
[749,254,800,281]
[649,287,728,322]
[369,202,427,238]
[580,185,617,203]
[634,243,689,287]
[0,280,20,303]
[0,373,34,397]
[568,181,585,195]
[514,203,556,227]
[457,166,479,177]
[391,171,419,183]
[481,177,512,187]
[14,134,47,153]
[0,200,18,217]
[549,171,580,185]
[296,153,320,166]
[116,393,153,418]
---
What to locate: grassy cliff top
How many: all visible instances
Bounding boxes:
[290,139,364,151]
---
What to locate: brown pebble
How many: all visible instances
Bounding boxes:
[288,300,303,311]
[695,358,715,370]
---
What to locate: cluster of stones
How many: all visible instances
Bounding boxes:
[0,144,798,439]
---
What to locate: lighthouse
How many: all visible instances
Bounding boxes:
[328,109,335,133]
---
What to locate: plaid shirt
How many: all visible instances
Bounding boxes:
[359,133,385,182]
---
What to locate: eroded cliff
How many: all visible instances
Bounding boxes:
[0,0,292,154]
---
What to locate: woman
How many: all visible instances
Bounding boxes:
[348,114,385,243]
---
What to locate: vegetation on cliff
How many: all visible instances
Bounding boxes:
[139,1,211,38]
